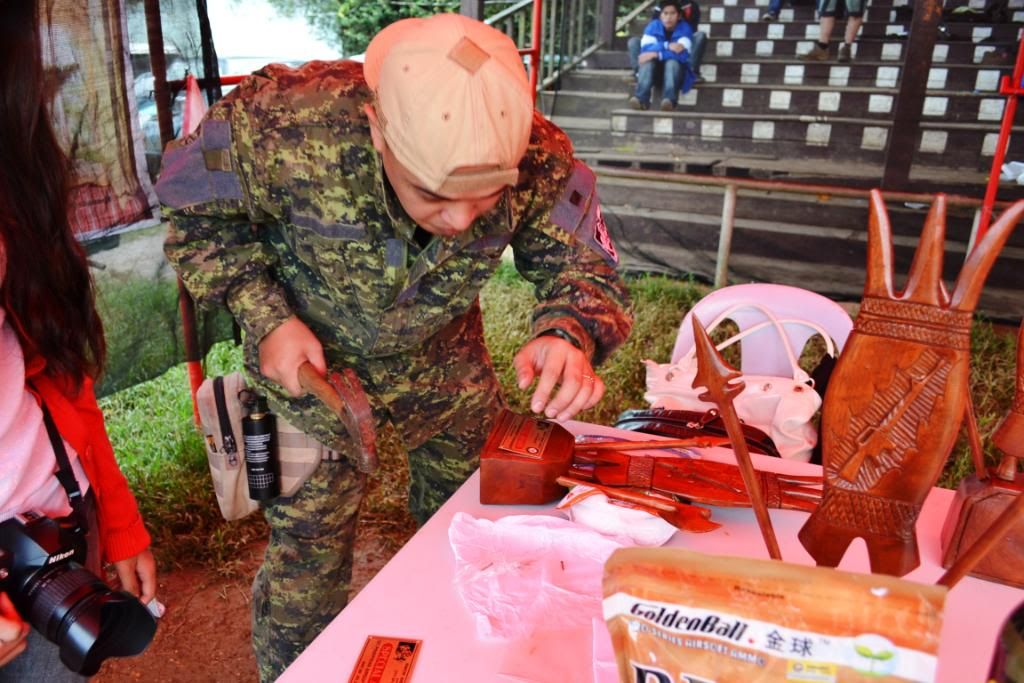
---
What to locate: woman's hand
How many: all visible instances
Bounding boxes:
[0,593,28,668]
[111,549,158,606]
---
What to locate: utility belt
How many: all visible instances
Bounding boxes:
[197,372,343,521]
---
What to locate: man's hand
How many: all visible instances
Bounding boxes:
[638,52,658,64]
[258,316,326,396]
[112,549,158,606]
[513,337,605,422]
[0,593,28,668]
[669,42,685,53]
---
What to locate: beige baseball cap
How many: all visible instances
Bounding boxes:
[363,14,534,196]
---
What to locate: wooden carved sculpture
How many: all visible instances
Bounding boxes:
[940,319,1024,587]
[798,191,1024,576]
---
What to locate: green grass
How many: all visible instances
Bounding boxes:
[98,262,1019,567]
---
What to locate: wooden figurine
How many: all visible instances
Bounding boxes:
[940,319,1024,587]
[798,191,1024,576]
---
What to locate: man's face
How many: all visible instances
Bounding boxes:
[660,5,680,30]
[369,109,506,238]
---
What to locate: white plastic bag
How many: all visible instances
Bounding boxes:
[448,512,624,641]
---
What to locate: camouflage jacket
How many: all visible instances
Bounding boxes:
[156,60,632,448]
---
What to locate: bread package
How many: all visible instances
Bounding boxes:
[603,547,946,682]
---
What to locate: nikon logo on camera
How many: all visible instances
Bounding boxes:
[47,548,76,565]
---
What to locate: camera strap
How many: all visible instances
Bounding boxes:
[38,400,88,537]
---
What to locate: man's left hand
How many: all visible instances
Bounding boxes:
[669,43,685,53]
[513,337,604,421]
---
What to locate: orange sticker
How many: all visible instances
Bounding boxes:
[346,635,422,683]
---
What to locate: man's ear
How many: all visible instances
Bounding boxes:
[364,104,385,153]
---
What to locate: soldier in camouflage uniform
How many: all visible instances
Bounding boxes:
[155,14,632,681]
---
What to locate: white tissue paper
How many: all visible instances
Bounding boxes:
[556,485,678,547]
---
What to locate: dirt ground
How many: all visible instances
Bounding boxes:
[93,504,416,682]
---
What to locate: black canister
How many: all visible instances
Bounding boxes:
[241,393,279,501]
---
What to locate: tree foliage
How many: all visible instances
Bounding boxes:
[334,0,459,56]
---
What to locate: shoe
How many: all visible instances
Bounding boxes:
[694,74,706,85]
[659,99,675,111]
[800,44,829,61]
[628,95,648,111]
[837,43,852,62]
[761,11,778,21]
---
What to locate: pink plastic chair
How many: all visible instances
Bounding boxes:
[670,283,854,377]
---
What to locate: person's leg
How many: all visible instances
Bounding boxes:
[627,36,641,77]
[844,16,863,43]
[400,330,504,523]
[633,61,655,108]
[689,31,707,76]
[763,0,782,20]
[251,460,366,682]
[818,15,836,43]
[801,7,835,60]
[0,631,88,683]
[661,59,684,109]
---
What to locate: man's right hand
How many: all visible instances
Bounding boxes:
[0,593,28,668]
[257,316,326,396]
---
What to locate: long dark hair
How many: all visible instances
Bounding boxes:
[0,0,106,387]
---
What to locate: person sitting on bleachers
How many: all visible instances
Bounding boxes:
[629,2,707,85]
[628,0,697,111]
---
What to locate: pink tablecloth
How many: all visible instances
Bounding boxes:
[280,420,1018,682]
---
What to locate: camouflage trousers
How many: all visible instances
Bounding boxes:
[250,395,500,682]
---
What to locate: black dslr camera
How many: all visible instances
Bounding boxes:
[0,511,156,675]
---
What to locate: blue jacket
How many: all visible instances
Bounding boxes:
[639,18,693,65]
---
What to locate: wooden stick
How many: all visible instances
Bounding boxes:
[690,314,783,560]
[938,491,1024,587]
[963,393,989,481]
[575,436,731,452]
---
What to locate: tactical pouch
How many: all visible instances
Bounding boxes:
[196,373,258,521]
[197,373,344,520]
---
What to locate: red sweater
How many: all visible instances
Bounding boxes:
[25,356,151,563]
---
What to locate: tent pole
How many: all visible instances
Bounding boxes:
[144,0,204,423]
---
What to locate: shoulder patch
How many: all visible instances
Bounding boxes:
[549,160,619,265]
[154,119,244,210]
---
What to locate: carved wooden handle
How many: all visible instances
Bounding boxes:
[297,361,378,474]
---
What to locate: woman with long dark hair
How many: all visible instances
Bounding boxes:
[0,1,157,677]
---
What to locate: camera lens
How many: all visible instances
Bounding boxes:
[21,564,156,675]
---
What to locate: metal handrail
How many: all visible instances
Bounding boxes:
[488,0,654,96]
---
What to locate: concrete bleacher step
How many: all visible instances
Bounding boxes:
[596,109,1021,170]
[544,83,1010,126]
[582,51,1014,90]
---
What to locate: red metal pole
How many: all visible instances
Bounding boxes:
[976,34,1024,243]
[517,0,544,104]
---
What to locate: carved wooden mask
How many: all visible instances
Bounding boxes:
[798,191,1024,576]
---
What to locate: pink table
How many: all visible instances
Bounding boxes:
[280,421,1020,682]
